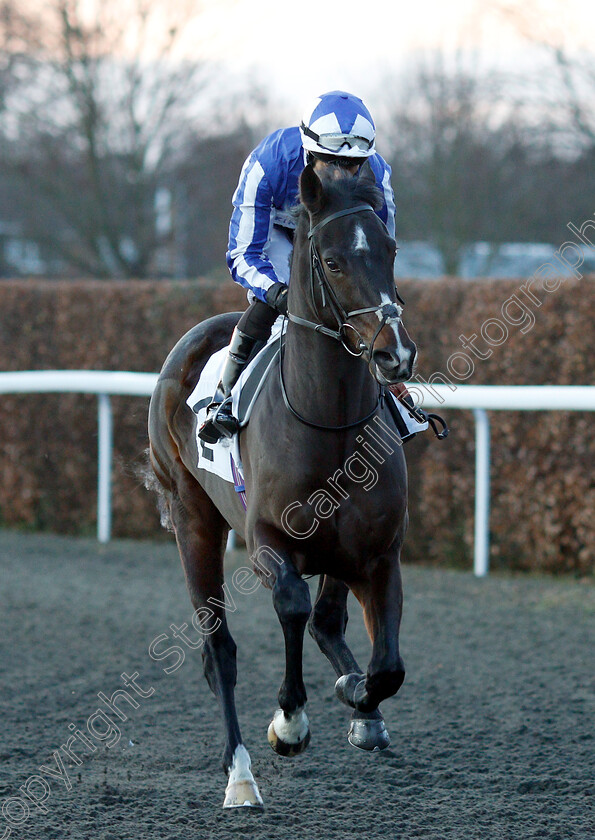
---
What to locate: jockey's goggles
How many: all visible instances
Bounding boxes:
[300,123,374,154]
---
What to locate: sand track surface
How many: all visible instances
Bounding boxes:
[0,532,593,839]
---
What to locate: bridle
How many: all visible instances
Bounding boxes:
[279,203,405,431]
[287,203,405,359]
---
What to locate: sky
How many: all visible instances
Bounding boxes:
[193,0,595,120]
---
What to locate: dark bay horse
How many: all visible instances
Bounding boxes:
[148,161,416,808]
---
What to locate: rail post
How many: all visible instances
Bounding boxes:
[97,393,113,543]
[473,408,491,577]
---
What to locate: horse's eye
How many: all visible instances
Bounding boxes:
[325,259,340,273]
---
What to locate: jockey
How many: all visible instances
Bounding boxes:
[199,91,400,444]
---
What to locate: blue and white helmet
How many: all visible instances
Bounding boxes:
[300,91,376,158]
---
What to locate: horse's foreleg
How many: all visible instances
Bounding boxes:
[171,468,262,809]
[309,575,390,751]
[253,526,312,757]
[335,553,405,715]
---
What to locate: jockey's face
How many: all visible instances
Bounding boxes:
[313,158,361,178]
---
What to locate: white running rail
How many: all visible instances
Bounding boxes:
[0,372,593,576]
[0,371,158,544]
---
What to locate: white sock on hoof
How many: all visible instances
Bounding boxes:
[272,708,309,743]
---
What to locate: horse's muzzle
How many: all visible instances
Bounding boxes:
[371,344,416,384]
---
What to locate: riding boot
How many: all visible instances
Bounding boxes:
[198,328,264,444]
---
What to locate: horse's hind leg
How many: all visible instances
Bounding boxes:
[170,464,263,809]
[308,575,390,751]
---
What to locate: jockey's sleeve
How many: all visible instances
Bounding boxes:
[379,160,396,239]
[365,152,397,237]
[226,154,280,304]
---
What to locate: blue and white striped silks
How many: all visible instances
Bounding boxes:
[226,126,396,304]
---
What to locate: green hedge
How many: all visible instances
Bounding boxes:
[0,276,592,575]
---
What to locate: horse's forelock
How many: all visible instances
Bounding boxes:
[314,168,384,212]
[294,166,383,232]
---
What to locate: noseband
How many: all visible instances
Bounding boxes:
[287,203,405,358]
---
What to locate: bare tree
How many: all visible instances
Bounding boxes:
[174,124,260,278]
[380,44,595,275]
[490,1,595,149]
[384,53,517,274]
[0,0,221,277]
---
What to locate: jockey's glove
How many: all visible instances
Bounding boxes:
[266,282,289,316]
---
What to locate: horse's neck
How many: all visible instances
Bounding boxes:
[283,247,377,427]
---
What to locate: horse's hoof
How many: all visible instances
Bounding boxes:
[347,718,391,752]
[335,673,365,709]
[223,779,264,809]
[223,744,264,808]
[267,708,311,757]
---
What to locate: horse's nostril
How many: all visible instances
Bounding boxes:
[373,350,398,371]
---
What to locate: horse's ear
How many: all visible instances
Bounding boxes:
[357,158,375,188]
[299,163,326,214]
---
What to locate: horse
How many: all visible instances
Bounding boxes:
[147,160,417,809]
